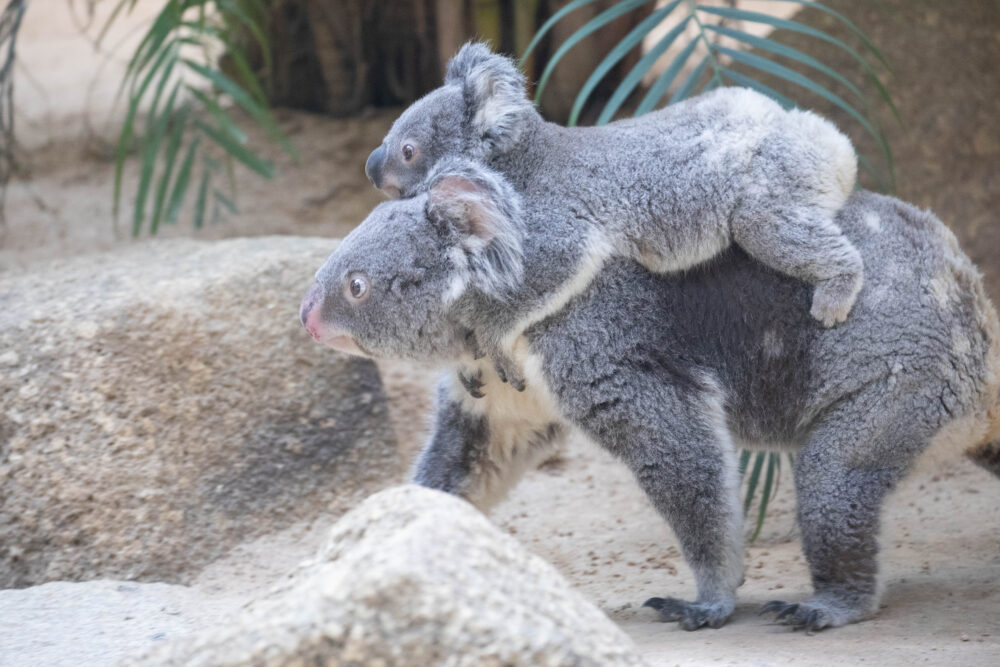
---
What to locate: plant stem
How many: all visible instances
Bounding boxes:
[684,0,724,88]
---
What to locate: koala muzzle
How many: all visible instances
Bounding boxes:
[365,144,386,189]
[300,282,368,357]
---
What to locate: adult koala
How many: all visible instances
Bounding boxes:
[300,159,1000,632]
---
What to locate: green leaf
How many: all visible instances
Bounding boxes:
[214,189,239,214]
[166,135,201,224]
[134,81,181,236]
[749,454,779,542]
[737,449,752,476]
[522,0,604,61]
[195,119,275,179]
[194,166,211,229]
[598,15,691,124]
[183,59,297,159]
[569,0,682,126]
[696,3,899,124]
[534,0,656,102]
[669,54,709,103]
[634,37,699,115]
[706,24,864,101]
[743,452,766,515]
[114,40,180,220]
[186,85,248,143]
[719,67,796,109]
[151,101,192,234]
[768,0,891,70]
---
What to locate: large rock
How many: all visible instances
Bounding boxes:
[0,237,401,588]
[144,485,645,666]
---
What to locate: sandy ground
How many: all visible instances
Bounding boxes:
[2,2,999,666]
[3,420,999,666]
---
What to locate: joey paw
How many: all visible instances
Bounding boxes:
[810,274,862,327]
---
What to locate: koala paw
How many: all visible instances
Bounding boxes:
[810,273,862,327]
[643,596,733,631]
[493,357,526,392]
[457,369,485,399]
[759,598,858,632]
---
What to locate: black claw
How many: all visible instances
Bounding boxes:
[759,600,787,616]
[457,370,485,399]
[776,604,799,621]
[494,363,508,384]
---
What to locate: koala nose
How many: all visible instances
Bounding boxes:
[365,144,386,189]
[300,283,323,337]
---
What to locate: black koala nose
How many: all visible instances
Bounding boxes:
[365,144,386,189]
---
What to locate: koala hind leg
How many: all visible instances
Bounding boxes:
[732,206,863,327]
[763,383,935,631]
[575,380,744,630]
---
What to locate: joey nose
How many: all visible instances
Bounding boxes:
[365,144,386,188]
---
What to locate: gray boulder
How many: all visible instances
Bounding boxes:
[145,485,646,667]
[0,237,401,587]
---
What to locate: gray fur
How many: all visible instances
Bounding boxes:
[369,43,865,364]
[302,179,1000,632]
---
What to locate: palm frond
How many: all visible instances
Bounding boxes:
[109,0,295,236]
[524,0,898,188]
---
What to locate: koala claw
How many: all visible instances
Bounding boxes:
[760,600,837,632]
[643,597,731,631]
[492,356,527,392]
[457,369,486,399]
[810,274,862,328]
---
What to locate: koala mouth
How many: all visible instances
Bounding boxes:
[381,184,402,199]
[323,334,371,358]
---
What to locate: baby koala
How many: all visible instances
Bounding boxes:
[365,43,863,387]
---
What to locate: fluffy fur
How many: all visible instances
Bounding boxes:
[301,168,1000,632]
[367,43,864,389]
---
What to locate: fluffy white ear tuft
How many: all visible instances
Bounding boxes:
[445,42,533,158]
[426,160,525,298]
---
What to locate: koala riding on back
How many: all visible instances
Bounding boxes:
[365,43,864,384]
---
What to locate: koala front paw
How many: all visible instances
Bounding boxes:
[493,356,526,392]
[644,596,734,631]
[810,273,862,327]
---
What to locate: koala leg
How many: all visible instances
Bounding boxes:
[761,384,934,631]
[412,372,564,511]
[732,207,864,327]
[575,383,744,630]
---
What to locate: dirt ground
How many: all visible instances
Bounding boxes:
[2,1,999,666]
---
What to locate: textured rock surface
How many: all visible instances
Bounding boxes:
[0,237,401,587]
[143,485,646,667]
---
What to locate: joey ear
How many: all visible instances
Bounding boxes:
[426,163,525,298]
[445,42,532,157]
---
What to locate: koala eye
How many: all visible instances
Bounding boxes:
[402,144,415,161]
[346,272,370,302]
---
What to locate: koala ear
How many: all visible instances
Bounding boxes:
[426,161,525,298]
[445,42,533,158]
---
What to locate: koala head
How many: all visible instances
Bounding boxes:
[365,42,533,199]
[302,159,525,361]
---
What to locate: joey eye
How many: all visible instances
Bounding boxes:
[346,273,370,302]
[402,144,415,161]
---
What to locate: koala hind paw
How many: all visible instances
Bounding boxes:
[643,597,733,631]
[810,273,862,327]
[759,598,857,632]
